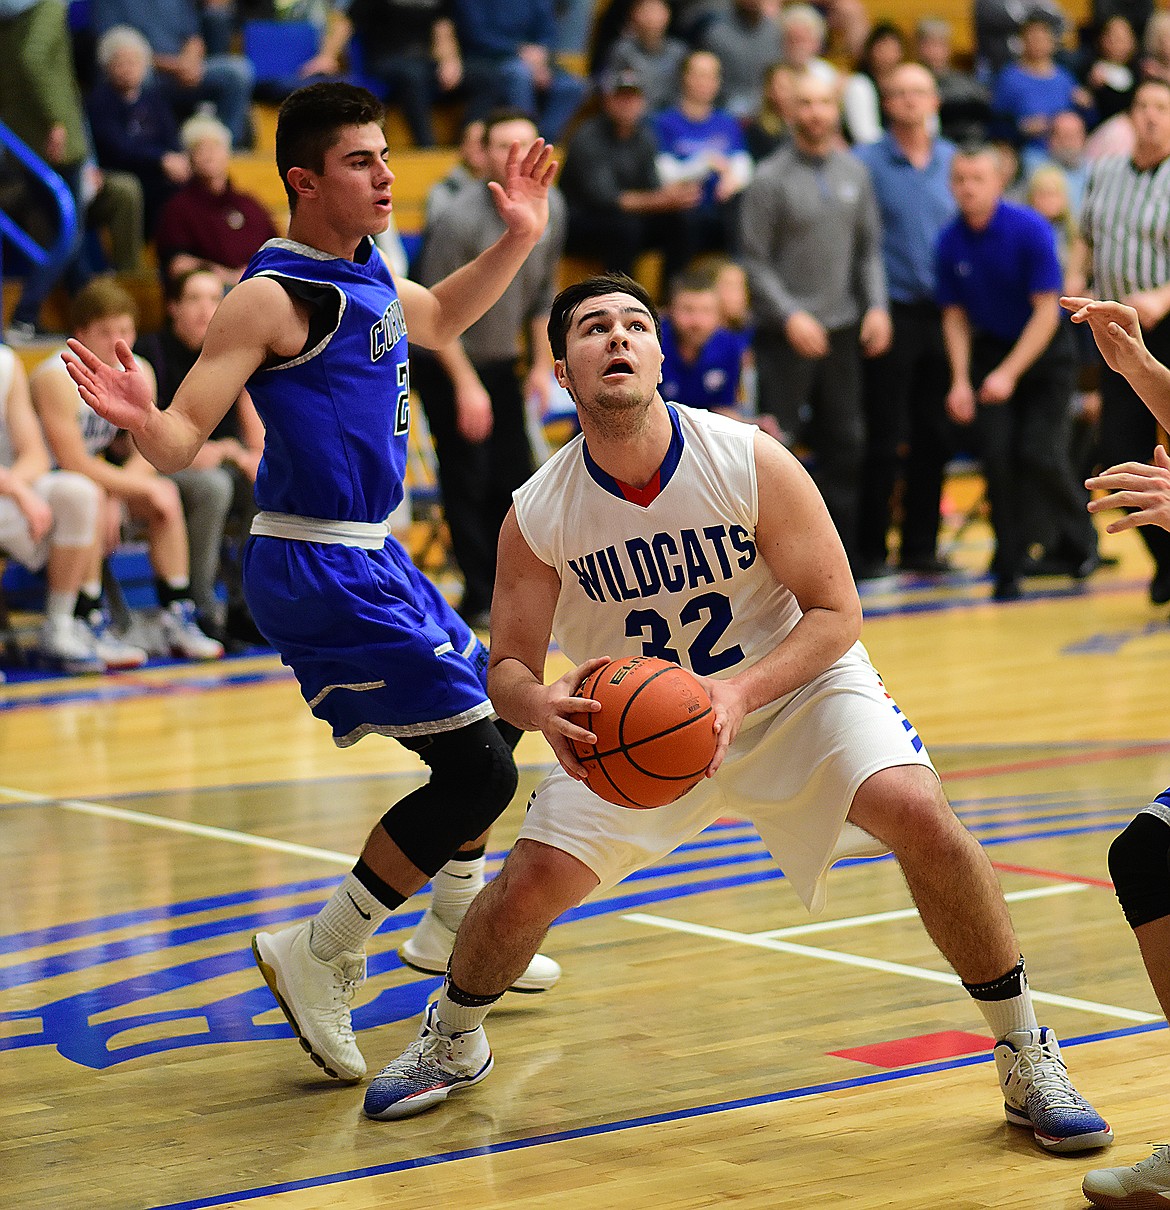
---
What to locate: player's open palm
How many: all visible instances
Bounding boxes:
[488,140,557,243]
[62,338,154,434]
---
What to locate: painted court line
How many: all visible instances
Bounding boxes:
[752,882,1090,939]
[622,911,1160,1023]
[0,784,356,866]
[148,1019,1167,1210]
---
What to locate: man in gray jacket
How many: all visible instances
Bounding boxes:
[741,72,890,566]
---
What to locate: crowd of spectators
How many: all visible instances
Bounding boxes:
[5,0,1170,651]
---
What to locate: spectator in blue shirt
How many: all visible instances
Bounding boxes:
[937,143,1098,600]
[654,50,753,262]
[659,268,745,417]
[854,63,958,579]
[90,0,255,148]
[451,0,587,143]
[87,25,189,233]
[991,11,1092,153]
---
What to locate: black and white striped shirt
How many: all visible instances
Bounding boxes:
[1081,153,1170,300]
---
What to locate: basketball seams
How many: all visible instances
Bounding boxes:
[569,655,717,809]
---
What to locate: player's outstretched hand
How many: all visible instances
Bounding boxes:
[1061,296,1149,378]
[487,139,557,244]
[1087,444,1170,534]
[537,655,610,782]
[62,338,154,434]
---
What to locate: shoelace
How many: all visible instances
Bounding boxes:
[1132,1145,1170,1173]
[1014,1047,1089,1112]
[321,962,363,1043]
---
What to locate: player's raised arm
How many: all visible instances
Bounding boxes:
[1062,295,1170,432]
[395,139,557,349]
[487,506,608,780]
[63,276,291,474]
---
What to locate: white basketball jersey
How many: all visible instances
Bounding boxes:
[514,404,803,679]
[30,348,122,458]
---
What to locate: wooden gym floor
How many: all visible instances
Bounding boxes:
[4,501,1170,1209]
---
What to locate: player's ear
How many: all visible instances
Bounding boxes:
[554,358,571,393]
[286,166,317,202]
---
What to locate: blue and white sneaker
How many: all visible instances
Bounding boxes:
[994,1027,1113,1152]
[364,1001,493,1121]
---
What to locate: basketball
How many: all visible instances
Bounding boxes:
[569,655,718,809]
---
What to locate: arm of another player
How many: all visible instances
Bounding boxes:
[1062,296,1170,432]
[697,431,863,774]
[1087,444,1170,533]
[63,277,294,474]
[487,506,611,780]
[394,140,557,349]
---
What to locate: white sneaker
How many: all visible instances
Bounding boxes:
[399,907,562,992]
[159,600,224,661]
[363,1001,493,1120]
[994,1027,1113,1152]
[252,921,367,1082]
[81,610,148,670]
[38,616,104,675]
[1084,1144,1170,1207]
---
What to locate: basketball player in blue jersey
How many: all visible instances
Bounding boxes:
[60,82,562,1088]
[360,272,1112,1153]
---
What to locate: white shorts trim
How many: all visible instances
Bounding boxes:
[517,644,935,914]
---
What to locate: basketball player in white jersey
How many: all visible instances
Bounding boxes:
[362,274,1112,1156]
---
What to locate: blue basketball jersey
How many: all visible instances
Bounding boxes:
[241,236,410,523]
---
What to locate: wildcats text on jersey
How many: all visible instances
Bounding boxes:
[370,298,408,361]
[567,524,757,604]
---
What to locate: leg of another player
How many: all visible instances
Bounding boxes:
[848,765,1112,1153]
[362,840,599,1120]
[253,718,519,1082]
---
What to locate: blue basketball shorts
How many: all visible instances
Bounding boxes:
[242,534,494,746]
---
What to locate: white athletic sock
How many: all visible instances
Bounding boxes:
[978,989,1040,1041]
[437,979,500,1034]
[46,591,78,625]
[430,851,485,931]
[310,873,392,961]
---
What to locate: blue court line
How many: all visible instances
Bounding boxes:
[147,1018,1168,1210]
[0,814,1133,972]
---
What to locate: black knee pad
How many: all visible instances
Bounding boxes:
[1109,809,1170,928]
[380,718,519,876]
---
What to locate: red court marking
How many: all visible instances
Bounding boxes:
[830,1031,993,1069]
[990,859,1114,889]
[945,742,1170,783]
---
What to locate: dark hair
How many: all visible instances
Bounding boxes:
[165,264,222,303]
[482,107,539,141]
[547,273,661,361]
[668,266,718,300]
[275,82,385,209]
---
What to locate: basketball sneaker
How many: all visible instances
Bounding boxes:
[363,1001,493,1120]
[252,921,367,1082]
[38,616,104,675]
[159,599,224,661]
[399,908,562,992]
[1083,1144,1170,1207]
[80,609,149,670]
[994,1027,1113,1152]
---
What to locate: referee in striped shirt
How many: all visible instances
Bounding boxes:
[1079,79,1170,603]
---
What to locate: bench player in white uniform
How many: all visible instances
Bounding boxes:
[62,83,562,1089]
[362,274,1112,1158]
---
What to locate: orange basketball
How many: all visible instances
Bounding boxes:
[569,655,717,809]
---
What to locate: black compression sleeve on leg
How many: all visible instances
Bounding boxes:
[1109,807,1170,929]
[379,718,519,877]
